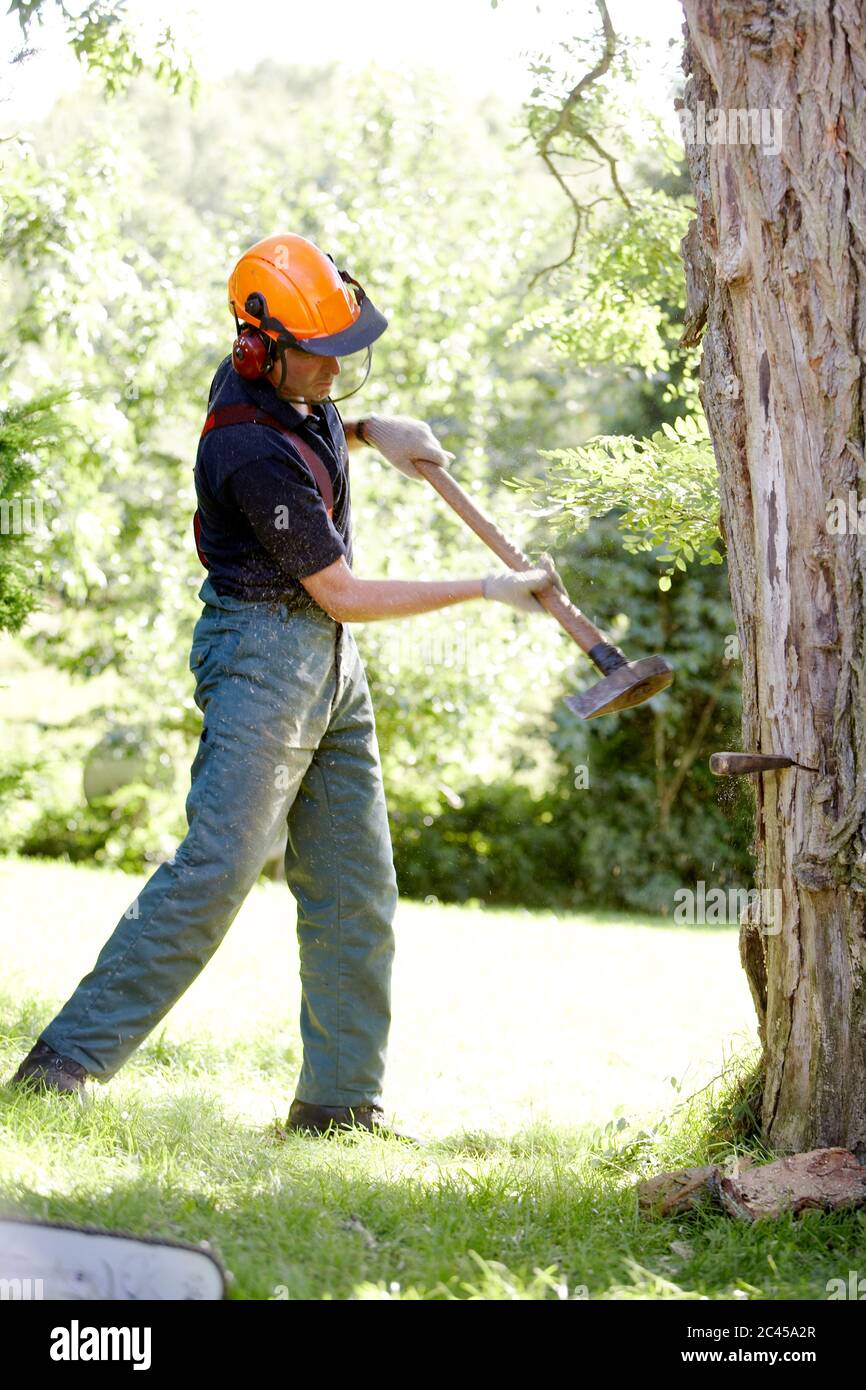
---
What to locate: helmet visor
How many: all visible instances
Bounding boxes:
[293,291,387,355]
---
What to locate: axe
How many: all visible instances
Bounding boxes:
[412,458,674,719]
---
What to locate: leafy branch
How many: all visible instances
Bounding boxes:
[8,0,196,97]
[522,0,635,286]
[504,413,723,588]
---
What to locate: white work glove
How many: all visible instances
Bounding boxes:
[359,414,455,482]
[482,553,567,614]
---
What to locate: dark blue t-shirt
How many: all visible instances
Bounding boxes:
[193,357,352,613]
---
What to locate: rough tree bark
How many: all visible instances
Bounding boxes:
[678,0,866,1154]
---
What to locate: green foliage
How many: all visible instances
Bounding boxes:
[0,395,69,632]
[0,40,748,911]
[17,781,184,870]
[388,512,752,914]
[0,62,587,867]
[8,0,196,96]
[545,515,749,915]
[509,189,693,376]
[505,413,724,587]
[391,780,580,907]
[509,19,720,592]
[512,14,693,377]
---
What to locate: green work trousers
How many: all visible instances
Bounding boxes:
[41,577,398,1106]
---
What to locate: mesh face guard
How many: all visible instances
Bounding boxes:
[270,340,374,405]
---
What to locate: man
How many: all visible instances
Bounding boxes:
[10,234,563,1138]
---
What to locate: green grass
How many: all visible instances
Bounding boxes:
[1,855,862,1300]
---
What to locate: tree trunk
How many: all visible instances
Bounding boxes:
[678,0,866,1154]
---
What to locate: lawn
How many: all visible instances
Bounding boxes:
[1,855,861,1300]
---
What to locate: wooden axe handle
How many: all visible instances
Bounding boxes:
[412,457,606,656]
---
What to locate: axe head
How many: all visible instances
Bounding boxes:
[565,655,674,721]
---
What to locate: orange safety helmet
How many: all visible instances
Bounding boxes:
[228,233,387,373]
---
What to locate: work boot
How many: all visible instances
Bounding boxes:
[8,1040,89,1096]
[279,1098,418,1144]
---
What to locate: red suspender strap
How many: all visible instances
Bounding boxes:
[194,404,337,569]
[193,509,208,567]
[280,434,335,516]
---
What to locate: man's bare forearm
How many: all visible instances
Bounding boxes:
[334,575,485,622]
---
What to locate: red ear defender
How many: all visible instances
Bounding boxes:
[231,327,272,379]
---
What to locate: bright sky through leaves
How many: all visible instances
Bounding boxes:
[2,0,684,125]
